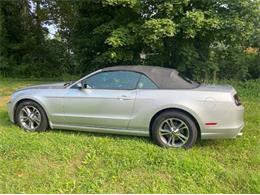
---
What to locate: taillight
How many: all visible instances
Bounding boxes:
[234,94,242,106]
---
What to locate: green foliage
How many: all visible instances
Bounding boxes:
[0,0,72,77]
[69,0,260,79]
[102,0,138,8]
[0,80,259,193]
[248,52,260,79]
[140,19,176,47]
[0,0,259,79]
[105,27,135,47]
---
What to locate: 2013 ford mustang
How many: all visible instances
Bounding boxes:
[7,66,244,148]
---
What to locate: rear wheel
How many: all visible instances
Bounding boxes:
[151,111,198,149]
[15,100,48,132]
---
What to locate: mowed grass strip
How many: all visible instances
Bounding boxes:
[0,79,259,193]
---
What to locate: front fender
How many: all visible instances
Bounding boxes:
[10,94,51,125]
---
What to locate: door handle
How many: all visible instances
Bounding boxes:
[117,95,133,100]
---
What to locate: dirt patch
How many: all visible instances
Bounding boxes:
[67,152,86,175]
[0,96,10,107]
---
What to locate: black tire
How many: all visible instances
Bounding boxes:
[151,110,198,149]
[15,100,48,132]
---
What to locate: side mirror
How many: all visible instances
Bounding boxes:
[76,82,83,89]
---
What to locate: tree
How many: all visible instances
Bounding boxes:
[0,0,32,76]
[69,0,260,79]
[0,0,259,79]
[0,0,72,77]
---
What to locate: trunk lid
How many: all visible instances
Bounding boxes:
[195,84,236,94]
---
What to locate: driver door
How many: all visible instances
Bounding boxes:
[62,71,141,129]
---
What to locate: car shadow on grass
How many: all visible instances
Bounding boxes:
[0,109,234,148]
[47,128,232,149]
[51,128,153,143]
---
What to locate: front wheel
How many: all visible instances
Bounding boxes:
[15,100,48,132]
[151,111,198,149]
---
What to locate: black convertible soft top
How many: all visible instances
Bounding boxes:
[101,65,199,89]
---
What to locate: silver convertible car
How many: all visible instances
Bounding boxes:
[7,66,244,148]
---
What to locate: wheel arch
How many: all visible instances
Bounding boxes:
[13,98,50,126]
[149,107,201,140]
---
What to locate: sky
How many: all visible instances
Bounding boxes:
[43,24,57,39]
[29,0,57,39]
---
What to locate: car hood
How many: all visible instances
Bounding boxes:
[195,84,236,93]
[15,82,68,92]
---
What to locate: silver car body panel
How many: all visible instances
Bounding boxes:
[7,68,244,139]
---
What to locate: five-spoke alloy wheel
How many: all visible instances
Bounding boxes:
[15,100,48,132]
[19,105,41,131]
[151,110,198,149]
[159,118,190,147]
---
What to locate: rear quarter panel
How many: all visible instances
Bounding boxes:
[128,89,236,134]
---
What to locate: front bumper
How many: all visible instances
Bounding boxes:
[7,101,14,123]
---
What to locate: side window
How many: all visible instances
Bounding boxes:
[137,75,158,89]
[83,71,141,90]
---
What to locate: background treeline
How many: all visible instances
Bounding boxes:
[0,0,259,80]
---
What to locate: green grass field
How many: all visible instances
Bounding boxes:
[0,79,259,193]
